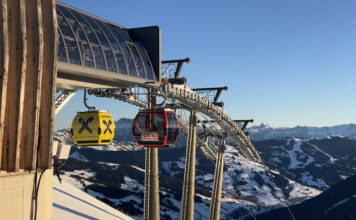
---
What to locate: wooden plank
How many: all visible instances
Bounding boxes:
[0,0,8,170]
[38,0,57,169]
[21,0,43,170]
[2,0,27,172]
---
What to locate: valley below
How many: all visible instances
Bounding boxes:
[54,120,356,219]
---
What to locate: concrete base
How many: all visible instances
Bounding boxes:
[0,169,53,220]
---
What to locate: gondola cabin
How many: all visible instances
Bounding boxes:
[71,110,115,146]
[132,109,180,147]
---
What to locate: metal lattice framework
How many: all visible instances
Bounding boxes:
[88,83,261,162]
[55,90,76,115]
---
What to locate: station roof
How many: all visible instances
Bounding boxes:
[56,3,161,89]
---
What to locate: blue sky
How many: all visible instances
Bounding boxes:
[55,0,356,130]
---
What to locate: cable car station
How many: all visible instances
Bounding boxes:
[0,1,260,220]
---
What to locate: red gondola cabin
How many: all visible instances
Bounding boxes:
[132,109,180,147]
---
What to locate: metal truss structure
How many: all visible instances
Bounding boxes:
[88,83,261,162]
[55,90,76,115]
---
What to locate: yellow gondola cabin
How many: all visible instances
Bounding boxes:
[71,110,115,146]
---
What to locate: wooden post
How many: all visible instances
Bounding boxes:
[21,0,43,170]
[38,0,57,169]
[2,0,27,172]
[0,0,57,172]
[0,0,8,170]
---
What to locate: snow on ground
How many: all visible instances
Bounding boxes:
[69,151,88,161]
[53,177,133,220]
[223,144,321,206]
[60,170,96,190]
[288,178,321,200]
[55,129,328,219]
[161,161,180,177]
[121,176,144,191]
[224,145,282,206]
[176,156,185,168]
[196,173,214,186]
[299,171,329,189]
[131,165,145,172]
[286,139,314,169]
[339,175,349,180]
[97,161,120,168]
[193,195,256,220]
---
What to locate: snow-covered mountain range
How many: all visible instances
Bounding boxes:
[54,119,356,219]
[252,137,356,190]
[247,123,356,140]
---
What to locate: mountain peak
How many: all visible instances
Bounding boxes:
[115,118,133,129]
[259,122,271,128]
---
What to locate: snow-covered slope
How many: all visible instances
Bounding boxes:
[53,176,133,220]
[54,119,356,219]
[253,137,356,190]
[256,175,356,220]
[56,143,321,219]
[247,123,356,140]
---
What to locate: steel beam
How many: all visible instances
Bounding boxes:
[91,84,261,161]
[161,58,190,79]
[54,90,76,115]
[180,110,197,220]
[208,138,226,220]
[201,119,254,131]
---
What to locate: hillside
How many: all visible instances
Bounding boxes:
[252,136,356,190]
[255,175,356,220]
[54,119,356,219]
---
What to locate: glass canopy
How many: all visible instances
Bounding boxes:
[56,4,157,82]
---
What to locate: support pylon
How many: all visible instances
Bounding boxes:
[144,89,160,220]
[143,147,150,220]
[180,110,197,220]
[208,138,226,220]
